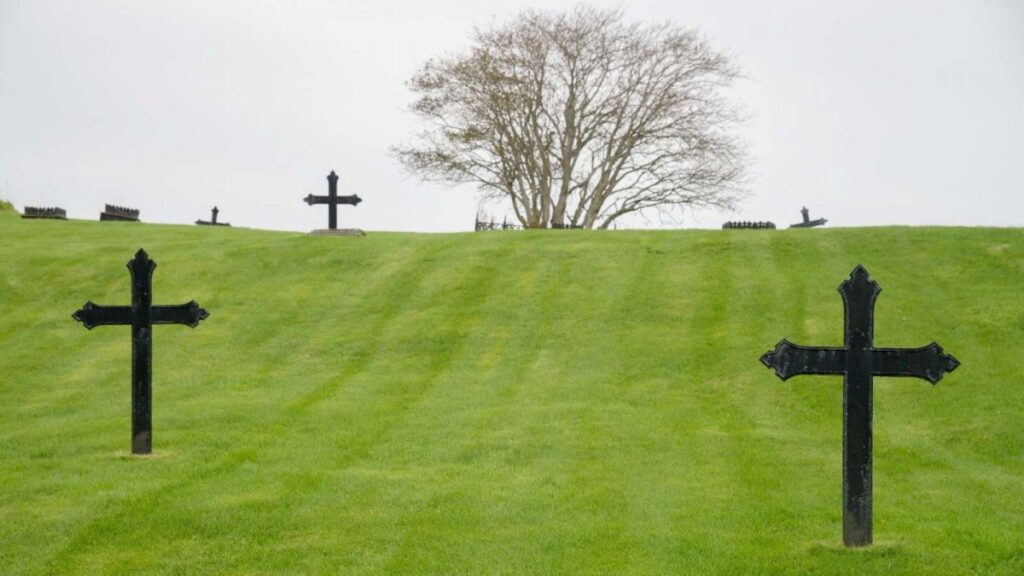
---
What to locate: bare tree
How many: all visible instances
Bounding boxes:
[395,6,746,229]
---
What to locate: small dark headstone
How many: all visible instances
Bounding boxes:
[72,249,208,455]
[100,204,140,222]
[722,220,776,229]
[760,265,959,547]
[22,207,67,220]
[304,170,362,233]
[196,206,230,226]
[789,206,827,228]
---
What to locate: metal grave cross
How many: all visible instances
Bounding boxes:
[760,265,959,547]
[73,249,209,455]
[303,170,362,230]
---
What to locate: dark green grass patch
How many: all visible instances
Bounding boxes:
[1,211,1022,574]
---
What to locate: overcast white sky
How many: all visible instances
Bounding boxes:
[2,0,1022,232]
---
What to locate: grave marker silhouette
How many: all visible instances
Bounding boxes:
[73,249,209,455]
[761,265,959,546]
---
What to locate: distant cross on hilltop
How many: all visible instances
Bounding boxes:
[789,206,827,228]
[304,170,361,230]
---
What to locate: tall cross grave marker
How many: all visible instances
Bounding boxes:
[73,249,209,455]
[760,265,959,547]
[304,170,362,230]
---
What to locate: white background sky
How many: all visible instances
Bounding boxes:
[2,0,1021,232]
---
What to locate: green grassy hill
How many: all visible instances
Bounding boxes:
[1,210,1022,575]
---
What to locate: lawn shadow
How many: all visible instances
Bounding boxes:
[108,449,181,461]
[805,538,907,558]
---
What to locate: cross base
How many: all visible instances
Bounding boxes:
[133,430,152,455]
[310,228,366,237]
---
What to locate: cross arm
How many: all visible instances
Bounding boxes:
[761,339,848,380]
[151,301,210,327]
[304,194,362,206]
[871,342,960,384]
[72,302,132,329]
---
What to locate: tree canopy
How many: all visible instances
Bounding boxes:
[396,7,746,229]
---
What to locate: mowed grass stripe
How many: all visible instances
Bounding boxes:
[0,212,1022,575]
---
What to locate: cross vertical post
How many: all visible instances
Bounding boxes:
[327,171,338,230]
[130,251,155,454]
[73,249,209,455]
[760,265,959,546]
[838,265,880,546]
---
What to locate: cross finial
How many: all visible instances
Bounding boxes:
[840,264,881,295]
[849,264,870,282]
[839,266,880,307]
[128,248,156,277]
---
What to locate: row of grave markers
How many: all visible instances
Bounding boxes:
[475,207,825,232]
[70,250,959,548]
[18,170,827,232]
[721,207,828,230]
[23,204,141,221]
[18,171,362,232]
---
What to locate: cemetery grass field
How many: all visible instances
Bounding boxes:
[1,209,1022,575]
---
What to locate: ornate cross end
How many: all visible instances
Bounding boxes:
[183,301,210,328]
[303,194,317,206]
[911,342,960,384]
[929,345,961,383]
[72,301,101,330]
[127,248,157,279]
[838,265,881,307]
[761,339,800,381]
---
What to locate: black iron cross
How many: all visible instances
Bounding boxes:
[73,249,209,455]
[760,265,959,546]
[304,170,362,230]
